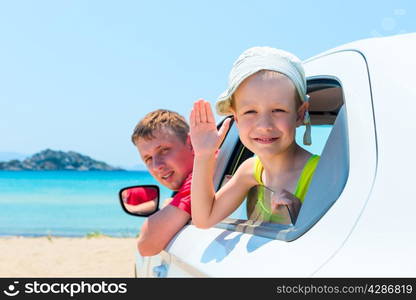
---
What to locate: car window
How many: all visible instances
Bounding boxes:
[215,77,352,239]
[224,123,335,222]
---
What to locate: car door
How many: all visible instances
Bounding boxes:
[151,49,377,277]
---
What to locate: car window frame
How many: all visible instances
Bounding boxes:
[212,50,377,242]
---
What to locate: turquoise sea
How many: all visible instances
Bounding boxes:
[0,127,332,238]
[0,171,172,237]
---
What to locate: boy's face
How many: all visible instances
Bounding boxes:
[136,128,194,191]
[233,73,304,158]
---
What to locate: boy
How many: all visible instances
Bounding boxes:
[190,47,319,228]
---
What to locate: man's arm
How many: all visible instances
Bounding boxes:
[137,204,190,256]
[124,200,157,215]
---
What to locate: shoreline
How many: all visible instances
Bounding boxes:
[0,233,139,238]
[0,236,138,278]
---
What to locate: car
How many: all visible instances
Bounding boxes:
[119,33,416,277]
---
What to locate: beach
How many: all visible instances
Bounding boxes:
[0,171,147,278]
[0,236,137,278]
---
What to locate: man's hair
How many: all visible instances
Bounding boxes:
[131,109,189,145]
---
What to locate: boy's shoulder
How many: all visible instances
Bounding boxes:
[232,156,258,184]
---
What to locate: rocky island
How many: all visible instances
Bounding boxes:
[0,149,124,171]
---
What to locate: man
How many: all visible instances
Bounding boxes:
[131,109,193,256]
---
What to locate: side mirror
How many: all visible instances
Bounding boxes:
[119,185,159,217]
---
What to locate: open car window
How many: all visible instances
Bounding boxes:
[214,77,350,240]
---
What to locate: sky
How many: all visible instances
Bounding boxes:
[0,0,415,169]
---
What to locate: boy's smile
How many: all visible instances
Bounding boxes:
[253,136,279,144]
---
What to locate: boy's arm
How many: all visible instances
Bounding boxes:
[204,158,257,226]
[137,204,190,256]
[189,100,229,228]
[190,99,255,228]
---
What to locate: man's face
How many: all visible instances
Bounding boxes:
[136,128,194,191]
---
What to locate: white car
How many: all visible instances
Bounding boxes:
[120,33,416,277]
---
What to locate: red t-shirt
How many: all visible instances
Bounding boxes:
[169,172,192,215]
[124,187,157,205]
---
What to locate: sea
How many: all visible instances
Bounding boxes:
[0,171,172,237]
[0,127,332,238]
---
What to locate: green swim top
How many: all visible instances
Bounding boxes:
[251,154,320,223]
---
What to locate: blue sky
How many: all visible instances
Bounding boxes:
[0,0,415,168]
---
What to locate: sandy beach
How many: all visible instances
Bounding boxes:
[0,236,138,278]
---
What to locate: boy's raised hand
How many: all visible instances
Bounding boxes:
[190,99,231,157]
